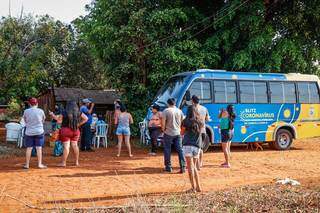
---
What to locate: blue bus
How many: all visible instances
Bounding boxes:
[142,69,320,151]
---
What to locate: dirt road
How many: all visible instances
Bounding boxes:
[0,138,320,211]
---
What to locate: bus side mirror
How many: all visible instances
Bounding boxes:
[185,90,191,101]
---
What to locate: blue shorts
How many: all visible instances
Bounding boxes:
[116,127,130,136]
[25,134,45,147]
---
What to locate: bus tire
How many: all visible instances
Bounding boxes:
[274,129,293,150]
[202,134,210,152]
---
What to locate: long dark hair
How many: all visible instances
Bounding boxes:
[64,101,80,130]
[185,105,203,134]
[226,104,236,120]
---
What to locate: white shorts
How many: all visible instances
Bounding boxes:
[183,145,200,158]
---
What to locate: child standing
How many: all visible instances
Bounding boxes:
[219,108,231,168]
[182,105,203,192]
[148,104,162,155]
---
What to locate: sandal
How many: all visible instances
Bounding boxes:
[38,165,48,169]
[221,164,231,168]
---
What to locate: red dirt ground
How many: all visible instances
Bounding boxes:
[0,138,320,211]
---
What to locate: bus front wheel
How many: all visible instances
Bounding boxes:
[274,129,293,150]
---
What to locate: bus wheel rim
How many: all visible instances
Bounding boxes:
[279,133,290,148]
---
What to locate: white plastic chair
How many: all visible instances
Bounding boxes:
[93,123,108,148]
[17,127,25,148]
[139,120,151,145]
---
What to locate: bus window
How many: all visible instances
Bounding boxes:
[154,76,187,106]
[309,82,320,103]
[270,82,296,103]
[297,82,309,103]
[284,82,297,103]
[189,81,212,104]
[213,80,237,103]
[298,82,320,103]
[239,81,268,103]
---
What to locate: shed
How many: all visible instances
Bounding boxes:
[38,87,120,120]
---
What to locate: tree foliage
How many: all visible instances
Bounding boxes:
[0,15,108,105]
[78,0,320,133]
[1,1,319,134]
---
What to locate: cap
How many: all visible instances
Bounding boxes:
[82,98,91,104]
[29,98,38,106]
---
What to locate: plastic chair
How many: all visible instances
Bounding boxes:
[17,127,25,148]
[93,122,108,148]
[139,121,151,145]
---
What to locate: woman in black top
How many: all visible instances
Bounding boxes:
[58,101,88,167]
[182,105,204,193]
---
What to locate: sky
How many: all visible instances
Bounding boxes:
[0,0,92,23]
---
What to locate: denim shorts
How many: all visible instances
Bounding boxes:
[25,134,45,147]
[116,126,131,136]
[183,145,200,158]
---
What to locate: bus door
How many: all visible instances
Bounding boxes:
[212,80,238,143]
[237,81,269,143]
[181,79,214,139]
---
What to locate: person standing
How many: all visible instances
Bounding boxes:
[161,98,185,173]
[49,105,63,145]
[59,101,88,167]
[23,98,47,169]
[219,108,231,168]
[80,98,94,151]
[182,105,203,192]
[226,104,236,158]
[114,99,122,125]
[148,104,162,155]
[191,95,210,170]
[116,105,133,157]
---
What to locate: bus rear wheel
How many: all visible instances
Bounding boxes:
[202,134,210,152]
[274,129,293,150]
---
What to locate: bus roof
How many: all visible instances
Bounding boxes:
[173,69,319,82]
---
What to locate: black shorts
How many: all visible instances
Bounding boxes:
[221,129,230,143]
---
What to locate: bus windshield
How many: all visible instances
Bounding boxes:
[153,75,188,106]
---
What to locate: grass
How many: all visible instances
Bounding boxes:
[0,143,24,159]
[126,184,320,212]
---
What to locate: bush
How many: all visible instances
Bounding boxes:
[6,99,22,120]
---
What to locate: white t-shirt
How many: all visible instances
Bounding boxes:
[23,107,46,136]
[196,104,209,134]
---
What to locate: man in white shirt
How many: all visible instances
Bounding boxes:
[192,95,210,170]
[23,98,47,169]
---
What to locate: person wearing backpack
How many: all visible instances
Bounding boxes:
[219,108,232,168]
[59,101,88,167]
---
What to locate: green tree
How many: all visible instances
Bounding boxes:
[77,0,208,132]
[0,15,109,105]
[0,15,74,103]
